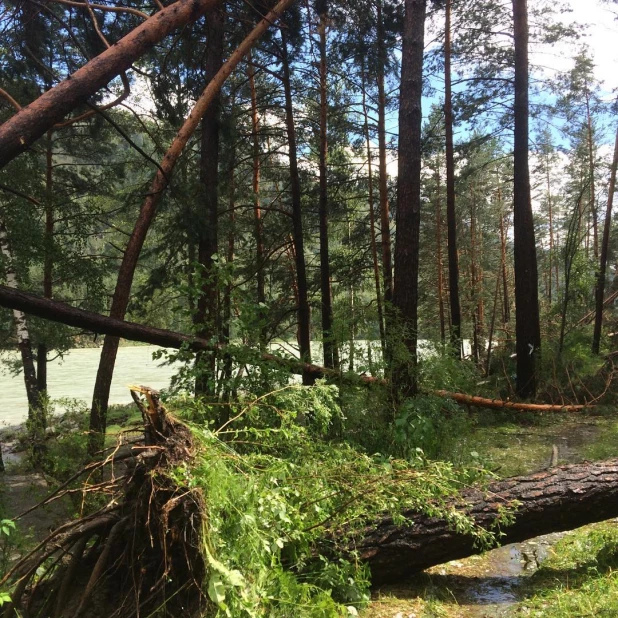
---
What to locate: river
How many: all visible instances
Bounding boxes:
[0,345,180,427]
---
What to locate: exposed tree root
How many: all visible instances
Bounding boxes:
[1,388,207,618]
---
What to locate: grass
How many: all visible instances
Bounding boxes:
[512,521,618,617]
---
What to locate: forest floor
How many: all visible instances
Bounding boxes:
[363,410,618,618]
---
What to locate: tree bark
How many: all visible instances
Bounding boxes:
[194,6,225,398]
[392,0,427,396]
[0,0,225,169]
[88,0,297,455]
[592,127,618,354]
[512,0,541,398]
[354,458,618,584]
[280,28,314,385]
[444,0,462,356]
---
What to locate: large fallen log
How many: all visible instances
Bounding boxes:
[354,458,618,584]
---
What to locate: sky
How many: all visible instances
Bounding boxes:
[549,0,618,96]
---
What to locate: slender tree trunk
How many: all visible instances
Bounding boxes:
[0,217,44,457]
[361,71,386,356]
[391,0,427,397]
[586,92,598,260]
[592,127,618,354]
[38,130,54,395]
[280,29,313,385]
[546,158,554,304]
[221,115,237,407]
[444,0,462,356]
[193,7,224,399]
[470,197,480,364]
[512,0,541,398]
[248,51,267,348]
[435,168,446,343]
[377,0,393,312]
[88,0,296,455]
[317,5,337,370]
[499,203,510,326]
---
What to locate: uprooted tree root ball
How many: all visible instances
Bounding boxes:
[1,387,208,618]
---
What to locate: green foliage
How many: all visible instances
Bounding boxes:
[393,395,474,461]
[163,384,504,617]
[514,523,618,617]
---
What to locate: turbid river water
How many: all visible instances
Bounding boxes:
[0,345,181,427]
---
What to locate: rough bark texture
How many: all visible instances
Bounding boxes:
[281,28,314,385]
[592,127,618,354]
[88,0,297,454]
[512,0,541,397]
[0,0,224,169]
[355,458,618,584]
[392,0,427,396]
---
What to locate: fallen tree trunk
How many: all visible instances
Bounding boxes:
[354,458,618,584]
[0,285,370,383]
[0,285,599,413]
[0,0,223,169]
[434,390,590,412]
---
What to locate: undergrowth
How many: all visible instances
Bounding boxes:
[169,382,508,617]
[514,522,618,617]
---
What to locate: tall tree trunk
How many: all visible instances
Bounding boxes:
[221,111,237,407]
[377,0,393,312]
[87,0,296,456]
[194,7,225,398]
[586,91,598,260]
[512,0,541,398]
[248,51,267,348]
[280,29,314,385]
[499,203,510,327]
[38,130,54,395]
[592,127,618,354]
[470,196,480,364]
[317,4,337,370]
[0,217,44,455]
[444,0,462,356]
[435,165,446,343]
[392,0,427,397]
[361,70,386,356]
[546,157,554,304]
